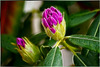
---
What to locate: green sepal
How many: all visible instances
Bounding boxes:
[42,17,66,40]
[16,37,41,64]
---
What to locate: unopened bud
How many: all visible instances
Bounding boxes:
[42,6,66,40]
[16,37,41,64]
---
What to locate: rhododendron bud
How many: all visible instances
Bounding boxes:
[42,6,66,40]
[16,37,41,64]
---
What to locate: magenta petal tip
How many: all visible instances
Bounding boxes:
[16,37,26,49]
[42,6,63,28]
[50,27,56,33]
[42,18,50,28]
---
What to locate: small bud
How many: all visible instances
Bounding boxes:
[16,37,41,64]
[16,38,26,49]
[42,6,66,40]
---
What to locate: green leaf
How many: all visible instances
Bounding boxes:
[80,15,100,66]
[47,39,56,47]
[1,34,18,53]
[18,12,32,37]
[96,28,99,38]
[68,35,100,53]
[74,15,100,66]
[13,54,30,66]
[1,49,12,65]
[69,9,100,27]
[44,47,63,66]
[40,45,52,58]
[87,15,100,37]
[43,38,56,47]
[28,32,47,45]
[73,15,100,66]
[74,52,99,66]
[81,49,99,66]
[74,53,91,66]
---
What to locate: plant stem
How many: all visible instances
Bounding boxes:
[55,39,63,47]
[62,40,86,67]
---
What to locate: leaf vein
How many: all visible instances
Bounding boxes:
[70,37,99,42]
[51,47,57,66]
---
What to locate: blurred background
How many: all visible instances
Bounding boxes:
[1,1,99,66]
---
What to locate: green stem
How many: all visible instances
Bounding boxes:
[62,40,87,67]
[55,39,63,47]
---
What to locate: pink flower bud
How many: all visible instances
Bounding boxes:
[42,6,63,33]
[42,6,66,40]
[16,38,25,49]
[16,37,41,64]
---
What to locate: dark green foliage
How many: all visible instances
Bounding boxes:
[44,47,63,66]
[1,34,18,53]
[74,15,100,66]
[13,54,31,66]
[46,39,56,47]
[40,45,52,58]
[18,13,32,37]
[69,10,97,27]
[87,15,100,36]
[28,32,47,45]
[68,35,100,53]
